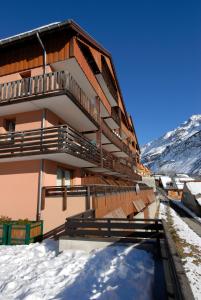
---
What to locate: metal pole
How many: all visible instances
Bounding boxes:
[36,32,47,75]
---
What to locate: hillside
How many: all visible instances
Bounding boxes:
[141,115,201,175]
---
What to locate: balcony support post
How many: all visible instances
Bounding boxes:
[96,96,103,168]
[37,160,45,220]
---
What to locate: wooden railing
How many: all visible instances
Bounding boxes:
[0,124,136,177]
[0,125,101,163]
[42,184,153,212]
[65,217,163,240]
[0,70,99,123]
[113,159,134,177]
[101,120,131,157]
[111,106,120,126]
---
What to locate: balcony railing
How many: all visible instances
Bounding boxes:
[0,70,99,123]
[111,106,120,126]
[101,120,132,157]
[0,124,136,177]
[0,125,101,164]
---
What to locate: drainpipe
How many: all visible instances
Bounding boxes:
[36,32,47,74]
[36,109,46,221]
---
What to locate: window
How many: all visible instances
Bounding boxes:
[5,119,16,132]
[56,168,71,186]
[4,119,16,142]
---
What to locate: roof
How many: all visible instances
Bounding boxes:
[0,20,110,56]
[133,199,146,212]
[160,176,172,189]
[175,173,190,178]
[0,22,60,44]
[173,177,194,190]
[0,19,139,148]
[186,181,201,196]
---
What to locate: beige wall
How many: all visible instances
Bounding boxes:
[0,110,43,134]
[0,108,67,135]
[0,160,40,220]
[43,160,82,187]
[0,66,52,84]
[41,196,86,233]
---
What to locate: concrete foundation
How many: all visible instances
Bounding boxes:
[59,237,118,253]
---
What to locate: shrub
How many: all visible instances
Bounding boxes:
[0,216,12,224]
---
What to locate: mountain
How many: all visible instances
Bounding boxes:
[141,115,201,175]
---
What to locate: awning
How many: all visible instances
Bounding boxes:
[104,207,127,218]
[133,199,146,212]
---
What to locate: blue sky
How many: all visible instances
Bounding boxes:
[0,0,201,145]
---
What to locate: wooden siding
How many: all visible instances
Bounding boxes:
[73,38,111,115]
[0,30,70,76]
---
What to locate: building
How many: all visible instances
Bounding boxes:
[158,174,195,199]
[0,20,155,232]
[182,181,201,217]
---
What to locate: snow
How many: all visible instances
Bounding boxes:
[0,22,61,43]
[196,196,201,205]
[0,240,154,300]
[172,200,201,224]
[186,181,201,196]
[173,177,194,190]
[141,114,201,175]
[160,176,172,189]
[176,173,190,178]
[159,202,201,299]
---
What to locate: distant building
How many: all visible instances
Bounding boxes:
[157,174,195,199]
[182,181,201,217]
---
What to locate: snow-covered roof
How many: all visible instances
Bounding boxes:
[0,22,61,44]
[173,177,195,190]
[0,22,64,46]
[160,176,172,189]
[186,181,201,195]
[175,173,190,178]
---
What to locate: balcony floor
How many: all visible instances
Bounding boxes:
[0,152,97,168]
[0,93,97,132]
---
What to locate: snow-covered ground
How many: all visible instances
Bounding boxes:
[172,200,201,224]
[159,202,201,300]
[0,240,154,300]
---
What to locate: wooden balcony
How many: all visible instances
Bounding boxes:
[0,123,137,178]
[111,106,120,126]
[0,125,100,165]
[0,70,99,124]
[101,120,132,157]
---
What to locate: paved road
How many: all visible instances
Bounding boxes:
[169,201,201,238]
[156,186,201,237]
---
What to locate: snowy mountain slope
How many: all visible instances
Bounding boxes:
[141,115,201,175]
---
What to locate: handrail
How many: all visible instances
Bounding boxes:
[0,124,137,177]
[0,125,100,164]
[101,119,132,157]
[0,70,99,123]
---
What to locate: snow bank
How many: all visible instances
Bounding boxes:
[159,202,201,300]
[0,240,154,300]
[172,200,201,224]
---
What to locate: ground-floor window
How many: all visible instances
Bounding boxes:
[56,168,71,186]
